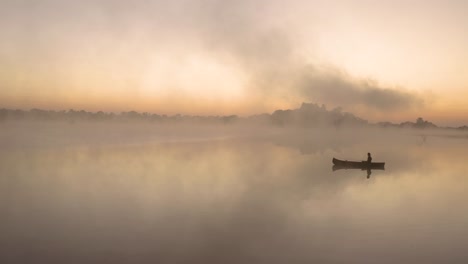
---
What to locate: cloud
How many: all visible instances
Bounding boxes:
[191,0,425,112]
[297,66,424,111]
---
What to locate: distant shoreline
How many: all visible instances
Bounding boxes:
[1,103,467,130]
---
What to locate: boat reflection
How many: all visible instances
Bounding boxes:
[332,165,386,172]
[332,165,385,178]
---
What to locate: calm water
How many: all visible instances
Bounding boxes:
[1,123,468,263]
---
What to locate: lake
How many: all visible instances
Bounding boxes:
[1,122,468,263]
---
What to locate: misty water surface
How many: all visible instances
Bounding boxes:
[1,122,468,263]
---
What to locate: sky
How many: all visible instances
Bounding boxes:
[0,0,467,125]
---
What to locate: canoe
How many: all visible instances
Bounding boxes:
[332,157,385,169]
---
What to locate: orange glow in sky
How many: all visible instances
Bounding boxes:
[1,0,467,125]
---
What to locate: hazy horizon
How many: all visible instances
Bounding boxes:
[1,101,462,129]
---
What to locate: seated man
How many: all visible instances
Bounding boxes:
[367,153,372,179]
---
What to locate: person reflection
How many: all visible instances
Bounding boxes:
[367,168,372,179]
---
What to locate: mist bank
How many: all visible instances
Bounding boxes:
[1,102,466,130]
[2,111,468,263]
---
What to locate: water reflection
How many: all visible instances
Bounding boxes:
[332,165,383,179]
[1,124,468,263]
[332,165,385,179]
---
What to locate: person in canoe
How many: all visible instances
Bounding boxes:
[367,153,372,179]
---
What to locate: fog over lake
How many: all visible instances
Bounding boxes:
[1,122,468,263]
